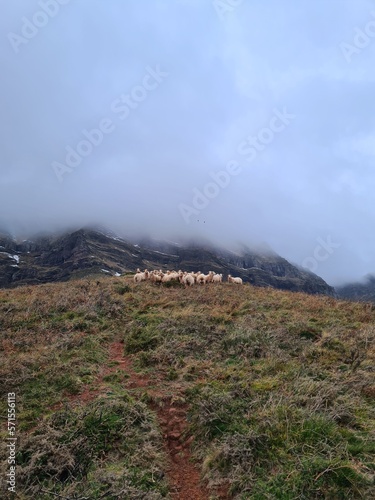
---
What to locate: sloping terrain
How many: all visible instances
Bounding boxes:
[0,228,335,296]
[337,275,375,303]
[0,277,374,499]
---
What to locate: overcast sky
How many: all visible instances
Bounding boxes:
[1,0,375,286]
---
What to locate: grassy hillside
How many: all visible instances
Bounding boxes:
[0,278,374,499]
[0,228,335,297]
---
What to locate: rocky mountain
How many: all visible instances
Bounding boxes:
[0,228,335,296]
[336,275,375,302]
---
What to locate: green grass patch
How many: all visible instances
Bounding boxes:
[15,394,168,498]
[1,277,374,498]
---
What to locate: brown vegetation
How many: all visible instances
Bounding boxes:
[0,277,374,498]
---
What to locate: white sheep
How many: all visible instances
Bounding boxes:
[134,269,149,282]
[134,268,243,286]
[161,270,179,283]
[205,271,215,283]
[181,273,195,287]
[227,274,243,284]
[192,272,200,284]
[196,273,208,285]
[149,270,162,283]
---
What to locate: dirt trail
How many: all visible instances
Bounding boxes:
[108,342,228,500]
[54,341,228,498]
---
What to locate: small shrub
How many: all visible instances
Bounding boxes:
[115,284,131,295]
[15,396,168,498]
[124,324,161,353]
[162,280,183,288]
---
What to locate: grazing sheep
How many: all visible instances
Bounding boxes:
[134,268,242,287]
[149,270,162,283]
[196,273,207,285]
[161,273,172,283]
[134,269,149,283]
[161,270,179,283]
[191,272,200,284]
[181,273,195,287]
[133,273,142,283]
[205,271,215,283]
[227,274,243,284]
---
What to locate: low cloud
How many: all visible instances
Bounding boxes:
[1,0,375,286]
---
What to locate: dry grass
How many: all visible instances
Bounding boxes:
[0,277,374,498]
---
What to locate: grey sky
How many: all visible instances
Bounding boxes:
[1,0,375,286]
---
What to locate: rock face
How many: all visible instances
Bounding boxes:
[0,228,335,296]
[336,275,375,302]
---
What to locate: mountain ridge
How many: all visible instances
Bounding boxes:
[336,274,375,302]
[0,227,335,296]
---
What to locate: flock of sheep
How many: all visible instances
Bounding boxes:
[133,268,243,286]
